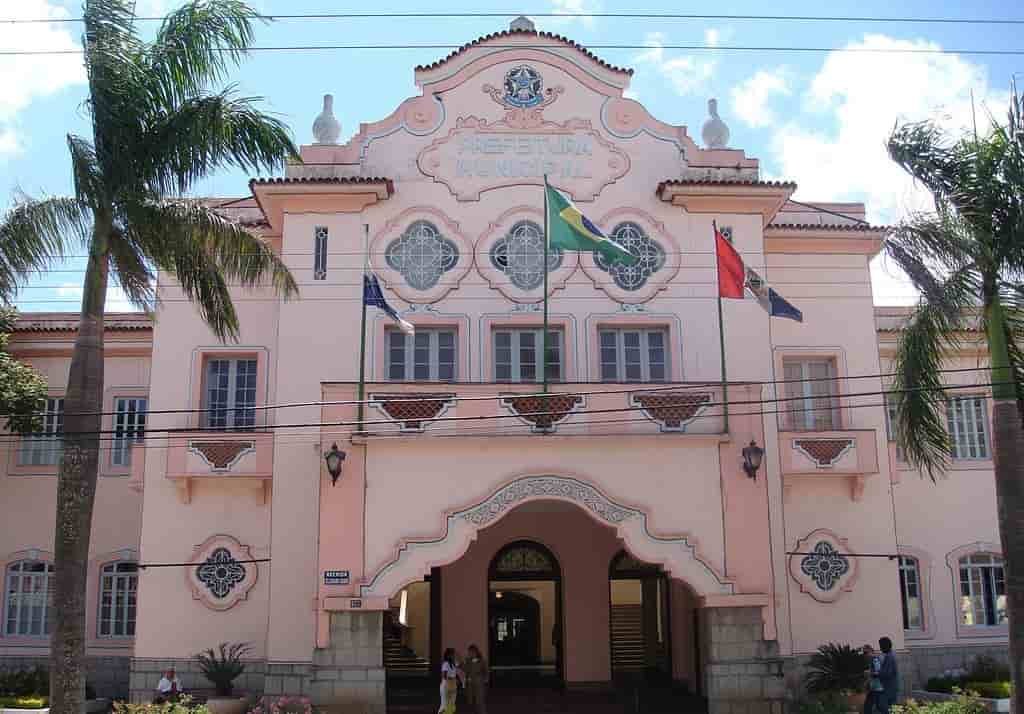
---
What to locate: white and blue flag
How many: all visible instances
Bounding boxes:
[363,273,415,335]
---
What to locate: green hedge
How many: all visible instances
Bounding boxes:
[0,695,49,709]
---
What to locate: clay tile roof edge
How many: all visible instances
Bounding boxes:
[13,312,153,333]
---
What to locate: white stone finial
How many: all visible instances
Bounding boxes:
[312,94,341,145]
[510,15,535,32]
[701,97,730,149]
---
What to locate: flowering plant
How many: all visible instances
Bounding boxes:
[247,695,312,714]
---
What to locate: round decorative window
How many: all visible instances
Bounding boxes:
[489,220,563,291]
[594,222,665,291]
[385,220,459,291]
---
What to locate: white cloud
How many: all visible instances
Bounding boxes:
[704,27,734,47]
[0,128,19,157]
[634,32,717,97]
[763,34,1006,225]
[731,68,792,128]
[545,0,602,28]
[55,282,136,311]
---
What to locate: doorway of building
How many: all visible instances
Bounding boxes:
[488,540,563,687]
[608,550,672,684]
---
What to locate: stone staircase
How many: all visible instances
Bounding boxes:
[383,632,430,676]
[610,605,646,675]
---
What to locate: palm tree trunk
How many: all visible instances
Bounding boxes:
[992,400,1024,714]
[50,216,110,714]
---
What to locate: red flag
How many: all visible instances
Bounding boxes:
[715,227,745,299]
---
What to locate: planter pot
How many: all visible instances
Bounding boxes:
[846,692,867,711]
[204,698,247,714]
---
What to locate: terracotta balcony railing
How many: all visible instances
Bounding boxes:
[321,382,744,438]
[778,429,880,502]
[164,430,274,504]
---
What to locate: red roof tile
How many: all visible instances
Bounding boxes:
[14,312,152,332]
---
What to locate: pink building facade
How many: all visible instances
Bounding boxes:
[0,19,1007,713]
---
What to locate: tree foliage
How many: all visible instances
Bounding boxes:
[0,308,47,434]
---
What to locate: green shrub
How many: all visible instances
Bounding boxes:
[115,697,210,714]
[0,667,49,697]
[0,695,49,709]
[793,692,850,714]
[195,642,251,697]
[963,681,1012,699]
[893,692,989,714]
[925,677,959,694]
[804,643,870,694]
[965,656,1010,684]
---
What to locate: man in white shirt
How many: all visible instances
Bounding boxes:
[156,668,182,702]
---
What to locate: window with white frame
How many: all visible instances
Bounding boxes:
[782,358,839,431]
[112,397,147,467]
[885,393,905,461]
[313,226,328,280]
[946,395,989,459]
[18,398,64,466]
[493,328,564,383]
[202,358,258,430]
[387,329,456,382]
[958,553,1006,626]
[898,556,923,631]
[3,560,54,637]
[98,561,137,637]
[599,328,668,382]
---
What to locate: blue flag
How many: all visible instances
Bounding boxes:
[768,288,803,322]
[363,273,414,334]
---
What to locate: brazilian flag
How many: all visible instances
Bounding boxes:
[545,182,638,265]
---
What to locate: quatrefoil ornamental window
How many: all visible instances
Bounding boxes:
[788,529,858,603]
[187,535,259,611]
[489,220,563,291]
[385,220,459,291]
[594,222,666,291]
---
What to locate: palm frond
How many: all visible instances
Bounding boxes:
[0,197,91,303]
[67,134,107,209]
[107,225,156,311]
[884,213,979,297]
[892,268,980,480]
[124,199,297,340]
[137,90,298,194]
[887,120,976,210]
[145,0,261,108]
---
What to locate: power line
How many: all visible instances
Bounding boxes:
[3,10,1023,25]
[3,42,1024,57]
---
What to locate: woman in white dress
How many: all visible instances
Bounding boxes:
[439,647,464,714]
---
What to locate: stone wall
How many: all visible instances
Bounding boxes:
[0,654,131,700]
[304,611,385,714]
[905,643,1010,690]
[700,607,786,714]
[128,658,267,703]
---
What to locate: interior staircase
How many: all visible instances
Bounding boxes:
[383,631,430,676]
[610,604,646,675]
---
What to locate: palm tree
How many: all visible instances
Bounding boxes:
[886,86,1024,714]
[0,2,298,712]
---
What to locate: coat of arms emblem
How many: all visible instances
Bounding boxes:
[503,65,544,108]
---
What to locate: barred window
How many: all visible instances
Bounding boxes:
[3,560,54,637]
[387,329,456,382]
[385,220,459,291]
[203,358,258,430]
[489,220,562,291]
[98,562,138,638]
[494,328,563,383]
[946,395,989,459]
[19,398,64,466]
[599,329,668,382]
[898,556,923,631]
[594,222,665,291]
[314,226,328,280]
[958,553,1006,626]
[112,397,147,467]
[782,359,838,431]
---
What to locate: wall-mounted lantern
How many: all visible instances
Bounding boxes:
[742,440,764,480]
[324,443,346,486]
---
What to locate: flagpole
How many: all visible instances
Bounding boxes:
[357,223,369,434]
[542,175,550,395]
[714,220,730,434]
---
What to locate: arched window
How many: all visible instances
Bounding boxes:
[489,541,559,580]
[898,556,923,631]
[594,222,665,291]
[489,221,562,291]
[98,561,138,638]
[4,560,54,637]
[958,553,1006,626]
[385,220,459,291]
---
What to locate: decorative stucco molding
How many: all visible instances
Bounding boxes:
[631,391,711,432]
[188,440,256,471]
[788,529,858,603]
[360,474,733,601]
[369,394,456,432]
[187,534,259,612]
[499,393,583,433]
[792,438,855,468]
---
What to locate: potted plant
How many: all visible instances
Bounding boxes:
[196,642,252,714]
[804,643,870,709]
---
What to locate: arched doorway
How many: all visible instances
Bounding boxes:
[488,540,563,687]
[609,550,672,684]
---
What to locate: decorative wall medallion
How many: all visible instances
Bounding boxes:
[792,438,855,468]
[457,476,639,527]
[489,220,563,290]
[500,393,584,433]
[189,440,255,472]
[580,209,681,304]
[196,548,247,598]
[788,529,857,603]
[369,394,456,432]
[187,534,259,611]
[594,222,666,292]
[384,220,459,291]
[631,392,711,432]
[500,65,545,108]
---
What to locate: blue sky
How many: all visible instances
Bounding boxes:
[1,0,1021,312]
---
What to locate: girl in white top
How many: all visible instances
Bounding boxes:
[439,647,463,714]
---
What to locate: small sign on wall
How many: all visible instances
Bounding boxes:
[323,570,350,586]
[350,599,362,609]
